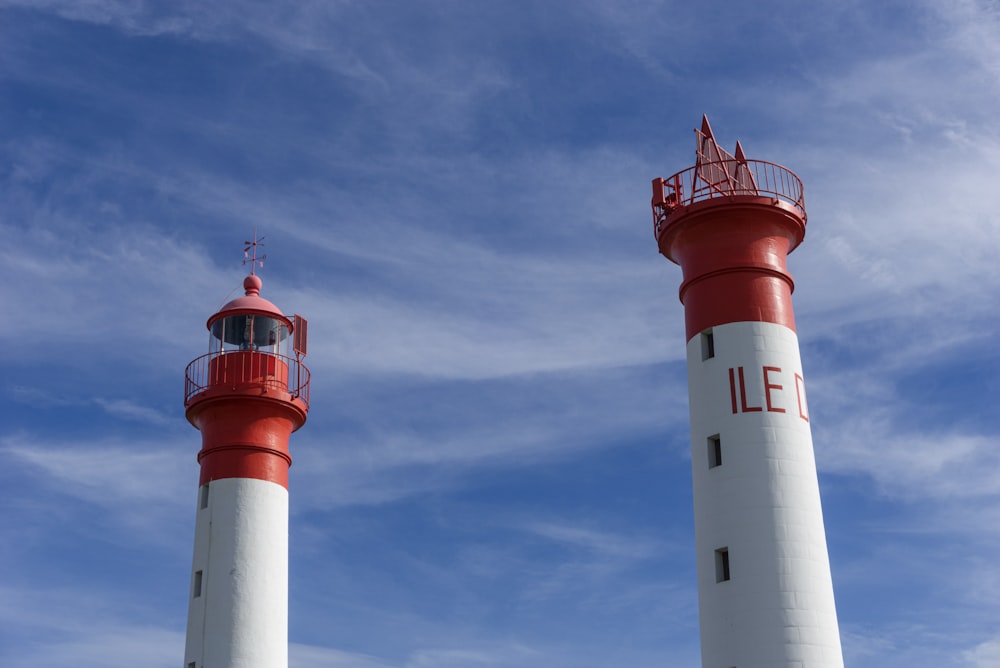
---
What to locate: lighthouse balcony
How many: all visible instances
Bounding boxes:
[184,350,310,409]
[652,158,805,241]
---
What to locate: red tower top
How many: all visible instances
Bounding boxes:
[651,116,808,340]
[184,271,310,488]
[213,274,284,320]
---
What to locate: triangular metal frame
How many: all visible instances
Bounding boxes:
[695,115,758,197]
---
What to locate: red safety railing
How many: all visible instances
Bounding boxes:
[184,351,310,409]
[652,158,805,239]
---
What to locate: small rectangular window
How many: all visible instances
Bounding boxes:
[193,570,203,598]
[708,435,722,468]
[715,548,730,582]
[188,663,197,668]
[199,485,209,510]
[701,329,715,360]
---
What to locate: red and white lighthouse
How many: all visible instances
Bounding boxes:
[182,243,309,668]
[652,117,843,667]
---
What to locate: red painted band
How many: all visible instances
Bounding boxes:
[186,393,306,490]
[657,197,806,341]
[198,443,291,487]
[678,265,794,304]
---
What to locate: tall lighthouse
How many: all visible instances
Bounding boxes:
[182,239,310,668]
[652,117,843,667]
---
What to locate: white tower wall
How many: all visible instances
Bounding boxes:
[184,477,289,668]
[687,320,842,668]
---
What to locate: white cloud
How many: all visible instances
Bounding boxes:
[837,623,978,668]
[0,584,184,668]
[839,626,898,665]
[964,636,1000,668]
[291,643,397,668]
[405,645,540,668]
[5,386,173,426]
[93,397,172,424]
[0,434,196,549]
[8,626,183,668]
[292,367,685,509]
[518,520,665,561]
[2,436,190,505]
[0,215,223,368]
[2,135,678,383]
[816,412,1000,501]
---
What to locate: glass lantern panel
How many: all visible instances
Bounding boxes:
[210,315,290,356]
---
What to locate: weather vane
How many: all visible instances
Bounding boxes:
[243,229,266,275]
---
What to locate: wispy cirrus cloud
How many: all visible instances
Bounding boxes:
[819,419,1000,501]
[290,643,397,668]
[965,635,1000,668]
[0,583,183,668]
[2,436,189,503]
[3,1,1000,667]
[5,386,173,426]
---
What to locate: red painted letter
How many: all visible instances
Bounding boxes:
[738,366,762,413]
[728,368,738,414]
[794,373,809,422]
[763,366,786,413]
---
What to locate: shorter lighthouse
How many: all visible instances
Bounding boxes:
[182,242,310,668]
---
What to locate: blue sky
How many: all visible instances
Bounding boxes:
[1,1,999,666]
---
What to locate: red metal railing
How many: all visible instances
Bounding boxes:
[652,158,805,239]
[184,351,311,409]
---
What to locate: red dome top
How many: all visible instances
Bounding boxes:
[207,275,290,329]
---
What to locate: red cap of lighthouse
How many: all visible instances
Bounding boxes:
[183,267,310,489]
[652,115,807,341]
